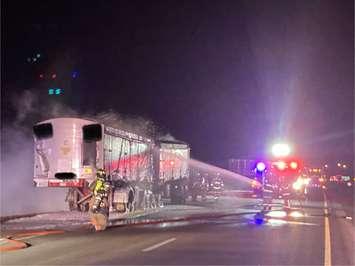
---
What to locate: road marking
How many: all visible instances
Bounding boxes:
[142,237,176,252]
[14,235,39,241]
[323,194,332,266]
[0,238,9,245]
[0,230,65,252]
[0,238,28,252]
[286,221,319,226]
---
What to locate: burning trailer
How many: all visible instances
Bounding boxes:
[33,117,191,214]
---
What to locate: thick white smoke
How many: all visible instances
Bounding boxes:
[1,127,68,216]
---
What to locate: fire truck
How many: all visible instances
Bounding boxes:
[33,117,190,212]
[250,158,303,199]
[266,158,303,199]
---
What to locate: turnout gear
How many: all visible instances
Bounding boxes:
[90,168,110,196]
[92,178,110,196]
[89,169,111,231]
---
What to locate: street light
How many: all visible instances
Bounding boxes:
[271,143,291,157]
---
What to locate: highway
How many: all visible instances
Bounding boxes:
[1,189,353,265]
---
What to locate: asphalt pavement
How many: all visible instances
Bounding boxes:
[1,189,353,265]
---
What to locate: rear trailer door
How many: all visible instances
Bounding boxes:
[82,124,102,167]
[33,123,53,186]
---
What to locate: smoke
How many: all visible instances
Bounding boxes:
[1,90,161,216]
[159,133,177,142]
[92,111,157,137]
[0,127,68,216]
[13,90,37,125]
[1,90,74,216]
[11,89,78,129]
[10,89,158,136]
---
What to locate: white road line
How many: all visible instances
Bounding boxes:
[324,194,332,266]
[14,235,39,241]
[142,237,176,252]
[0,238,9,245]
[286,221,319,226]
[0,235,38,245]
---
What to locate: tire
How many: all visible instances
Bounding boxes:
[128,190,135,212]
[128,201,135,212]
[79,202,90,212]
[115,203,126,213]
[68,201,78,211]
[67,188,80,211]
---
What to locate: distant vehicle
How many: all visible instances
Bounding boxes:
[33,117,191,212]
[291,176,311,198]
[265,158,303,199]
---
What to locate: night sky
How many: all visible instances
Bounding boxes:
[2,0,354,166]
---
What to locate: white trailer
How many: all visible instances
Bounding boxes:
[33,117,190,211]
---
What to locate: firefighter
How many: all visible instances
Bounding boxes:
[90,169,111,211]
[89,168,111,231]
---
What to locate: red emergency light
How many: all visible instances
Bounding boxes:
[271,158,302,175]
[275,161,287,171]
[290,161,298,169]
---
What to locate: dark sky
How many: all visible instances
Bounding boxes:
[2,0,354,166]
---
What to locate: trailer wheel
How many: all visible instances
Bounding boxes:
[67,188,80,211]
[127,202,135,212]
[80,202,90,212]
[128,190,135,212]
[68,200,79,211]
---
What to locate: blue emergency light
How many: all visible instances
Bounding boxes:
[256,162,266,172]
